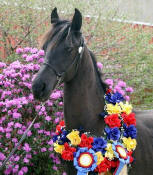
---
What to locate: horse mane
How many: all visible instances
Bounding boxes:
[89,50,108,93]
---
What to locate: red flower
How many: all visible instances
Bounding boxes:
[56,120,65,134]
[95,158,112,173]
[59,120,65,127]
[104,114,121,128]
[79,134,93,149]
[121,113,136,126]
[127,151,134,163]
[106,89,112,94]
[61,143,76,161]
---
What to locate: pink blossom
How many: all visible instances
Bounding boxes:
[53,165,58,171]
[18,170,24,175]
[22,54,27,59]
[62,172,67,175]
[45,116,51,121]
[126,87,134,93]
[24,47,31,53]
[117,80,126,88]
[34,123,40,129]
[23,143,31,152]
[105,79,113,86]
[48,147,53,151]
[14,122,22,128]
[27,131,32,137]
[14,156,20,162]
[13,112,21,119]
[26,154,32,159]
[38,58,44,63]
[16,48,23,54]
[38,50,45,56]
[97,62,103,69]
[41,147,47,152]
[0,152,6,161]
[23,157,29,163]
[21,167,28,173]
[6,133,11,138]
[125,95,130,101]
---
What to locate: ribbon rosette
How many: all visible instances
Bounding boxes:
[74,147,97,175]
[112,142,130,175]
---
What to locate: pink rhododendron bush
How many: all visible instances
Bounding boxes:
[0,47,133,175]
[0,48,65,175]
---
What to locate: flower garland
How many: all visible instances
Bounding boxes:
[53,89,137,175]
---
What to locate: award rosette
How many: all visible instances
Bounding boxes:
[112,142,130,175]
[74,147,97,175]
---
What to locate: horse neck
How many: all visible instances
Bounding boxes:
[64,46,106,136]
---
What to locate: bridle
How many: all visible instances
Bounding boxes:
[43,30,85,88]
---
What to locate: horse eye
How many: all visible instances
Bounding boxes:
[66,47,73,53]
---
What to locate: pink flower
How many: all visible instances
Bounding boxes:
[117,80,126,88]
[125,95,130,101]
[41,147,47,152]
[21,167,28,173]
[14,156,20,162]
[34,123,40,129]
[38,50,45,56]
[48,147,53,151]
[38,58,44,63]
[62,172,67,175]
[26,154,32,159]
[126,87,134,93]
[23,143,31,152]
[0,152,6,161]
[97,62,103,69]
[13,112,21,119]
[105,79,113,86]
[48,139,53,145]
[22,54,27,59]
[16,48,23,54]
[27,131,32,137]
[14,122,22,128]
[18,170,24,175]
[53,165,58,171]
[23,157,29,163]
[6,133,11,138]
[45,116,51,121]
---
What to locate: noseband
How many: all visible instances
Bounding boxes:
[43,38,84,87]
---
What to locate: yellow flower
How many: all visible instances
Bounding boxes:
[95,151,104,165]
[120,102,132,115]
[54,143,64,154]
[106,103,121,114]
[105,143,114,160]
[66,130,81,146]
[122,137,137,151]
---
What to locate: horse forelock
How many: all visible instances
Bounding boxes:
[40,20,71,50]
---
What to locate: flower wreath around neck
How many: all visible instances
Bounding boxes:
[53,89,137,175]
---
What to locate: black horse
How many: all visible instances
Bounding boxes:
[32,8,153,175]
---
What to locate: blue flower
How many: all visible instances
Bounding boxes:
[123,124,137,139]
[92,137,107,154]
[105,127,120,141]
[53,129,69,145]
[105,92,124,104]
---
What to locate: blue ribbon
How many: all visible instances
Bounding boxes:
[77,171,87,175]
[114,161,125,175]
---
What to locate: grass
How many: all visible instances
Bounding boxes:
[0,0,153,110]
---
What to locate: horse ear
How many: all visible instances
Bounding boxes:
[71,8,82,31]
[51,7,59,24]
